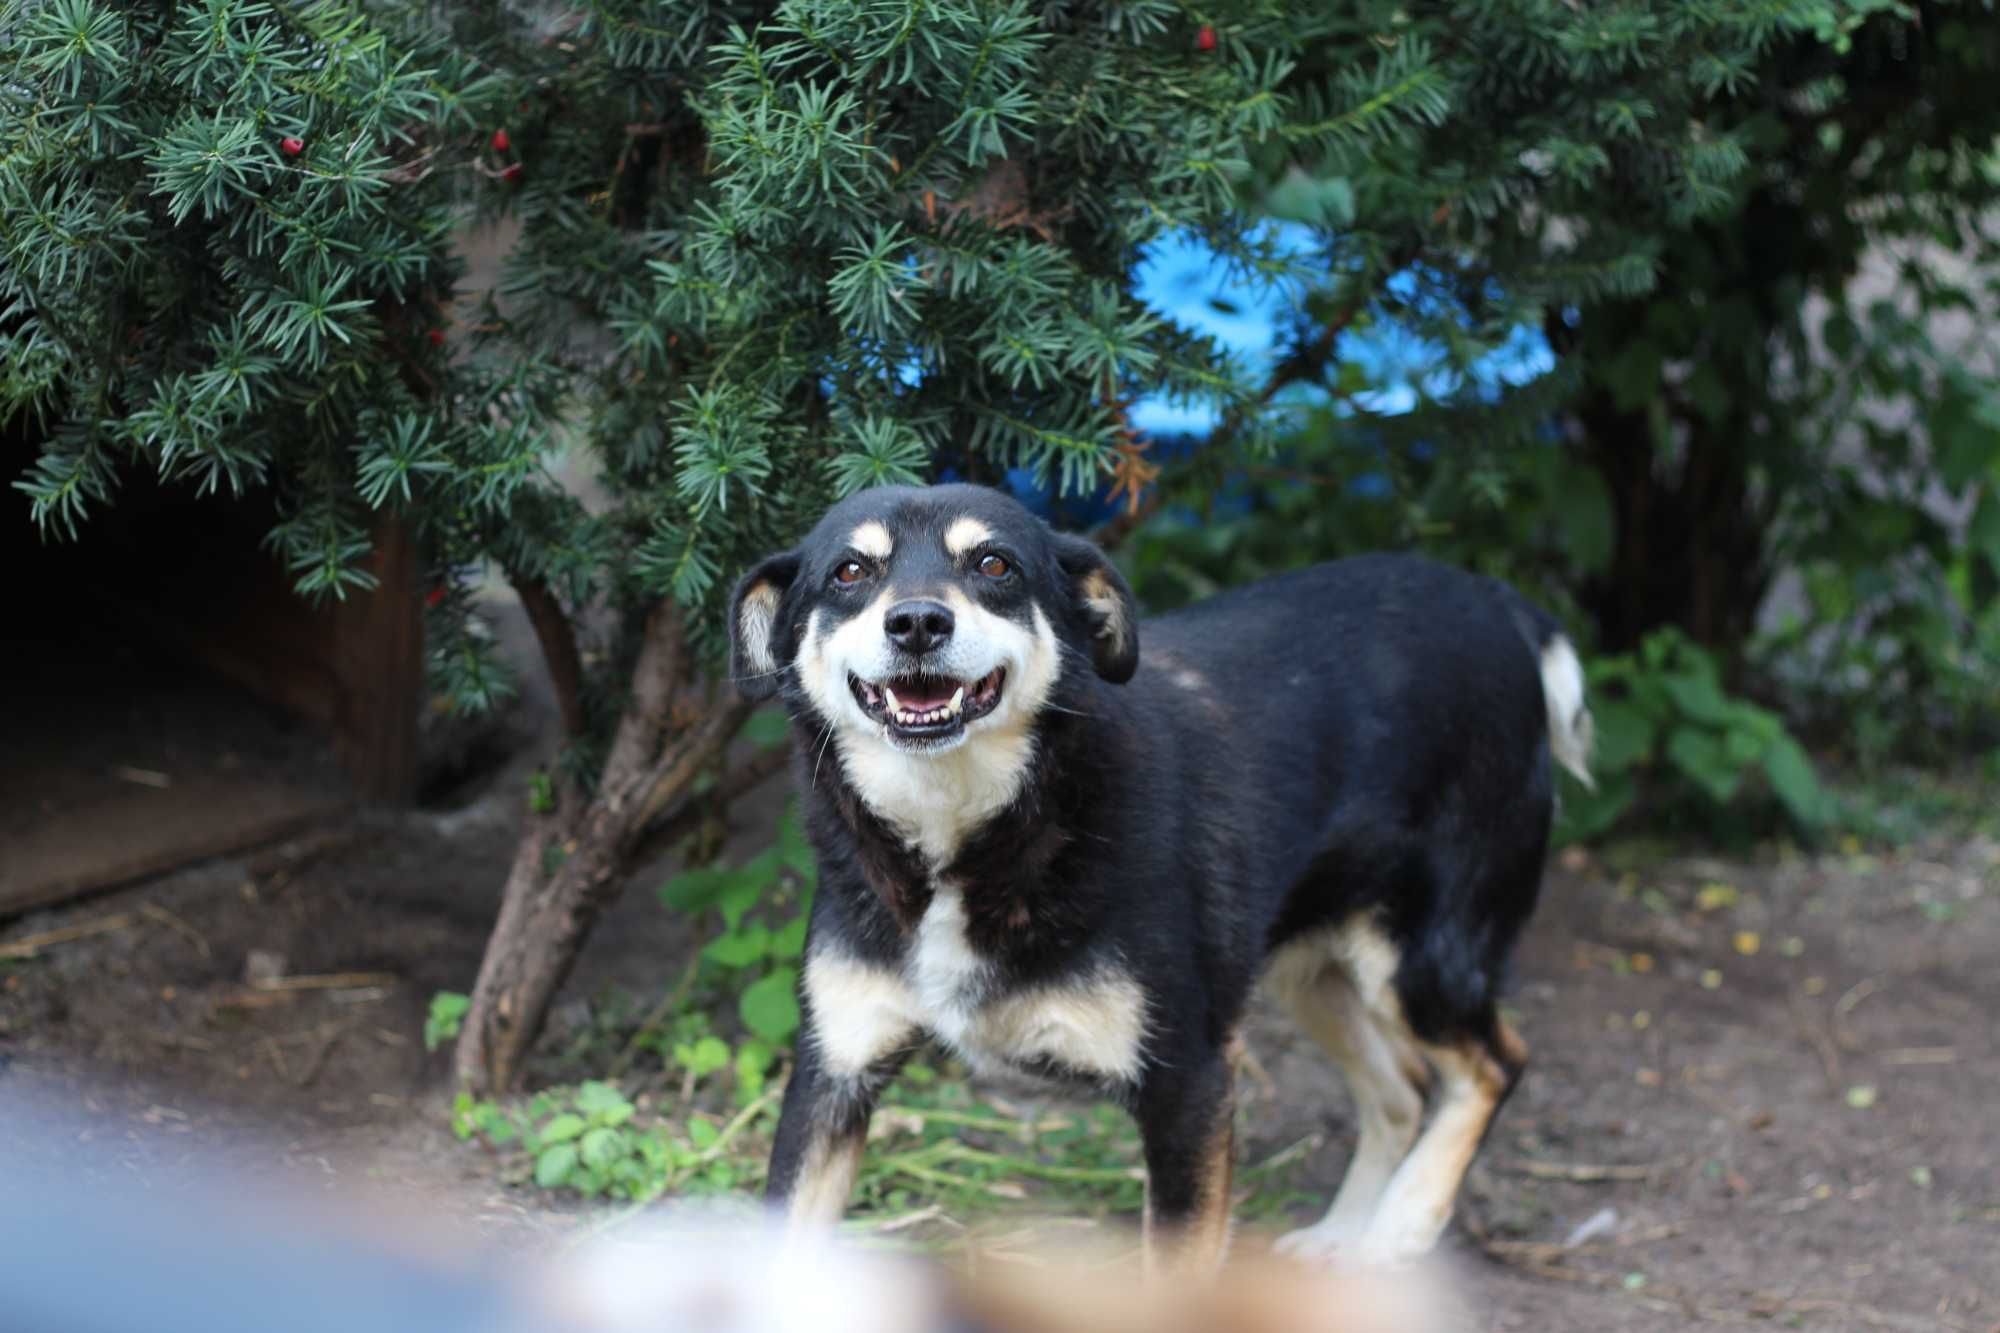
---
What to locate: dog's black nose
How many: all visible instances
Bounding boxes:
[885,599,954,655]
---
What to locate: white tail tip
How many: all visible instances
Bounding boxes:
[1539,635,1595,790]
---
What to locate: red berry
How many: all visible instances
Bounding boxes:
[280,136,305,156]
[501,163,524,183]
[427,329,446,347]
[1196,24,1217,51]
[491,128,511,153]
[425,585,447,609]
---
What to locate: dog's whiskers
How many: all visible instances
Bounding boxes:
[809,716,837,791]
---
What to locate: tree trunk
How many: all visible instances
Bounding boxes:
[1574,406,1772,677]
[454,598,753,1093]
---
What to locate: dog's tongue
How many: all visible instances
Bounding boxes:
[889,678,957,711]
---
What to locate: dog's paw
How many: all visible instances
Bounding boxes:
[1349,1228,1435,1270]
[1272,1221,1358,1265]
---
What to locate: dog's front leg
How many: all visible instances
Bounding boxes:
[766,951,920,1237]
[1134,1050,1237,1279]
[765,1027,881,1237]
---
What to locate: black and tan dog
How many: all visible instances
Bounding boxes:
[729,483,1592,1271]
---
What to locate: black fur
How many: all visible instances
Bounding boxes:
[737,483,1571,1246]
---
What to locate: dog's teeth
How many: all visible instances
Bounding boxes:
[883,686,901,715]
[948,686,965,715]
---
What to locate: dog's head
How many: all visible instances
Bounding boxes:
[729,484,1137,756]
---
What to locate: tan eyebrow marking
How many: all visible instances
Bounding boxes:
[944,516,992,558]
[849,521,893,560]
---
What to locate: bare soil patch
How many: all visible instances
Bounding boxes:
[4,701,1995,1331]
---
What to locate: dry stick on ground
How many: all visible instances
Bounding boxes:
[250,972,399,992]
[139,902,211,960]
[1471,1222,1685,1267]
[1832,976,1884,1050]
[295,1023,349,1088]
[1789,986,1844,1088]
[1495,1158,1675,1183]
[0,913,138,959]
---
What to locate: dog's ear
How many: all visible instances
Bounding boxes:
[728,550,802,701]
[1051,533,1139,684]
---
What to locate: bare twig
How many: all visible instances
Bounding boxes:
[608,951,702,1079]
[1778,1298,1977,1333]
[869,1204,947,1234]
[634,698,757,830]
[295,1024,348,1088]
[1789,987,1843,1087]
[1832,977,1883,1051]
[0,913,137,959]
[628,740,793,869]
[600,600,688,793]
[1496,1158,1673,1183]
[508,572,588,740]
[1475,1222,1684,1265]
[140,902,211,961]
[250,971,398,993]
[1882,1045,1957,1065]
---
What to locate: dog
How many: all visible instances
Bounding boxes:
[729,483,1592,1272]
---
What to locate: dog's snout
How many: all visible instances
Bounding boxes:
[884,599,955,655]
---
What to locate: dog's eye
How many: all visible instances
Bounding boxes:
[977,554,1011,579]
[833,561,868,586]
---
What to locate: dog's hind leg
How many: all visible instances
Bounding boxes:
[1352,1015,1527,1264]
[1268,946,1427,1262]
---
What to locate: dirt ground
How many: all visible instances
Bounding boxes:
[4,673,1997,1331]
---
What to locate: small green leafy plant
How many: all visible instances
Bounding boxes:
[424,991,471,1053]
[452,1076,776,1202]
[1559,628,1835,841]
[655,802,816,1048]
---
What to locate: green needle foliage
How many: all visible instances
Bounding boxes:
[7,0,1989,817]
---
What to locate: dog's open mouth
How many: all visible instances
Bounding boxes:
[849,667,1006,738]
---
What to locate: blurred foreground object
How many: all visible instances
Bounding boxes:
[0,1085,1447,1333]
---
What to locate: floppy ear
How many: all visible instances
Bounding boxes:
[728,550,802,701]
[1051,532,1139,684]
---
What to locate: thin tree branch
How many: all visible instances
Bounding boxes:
[628,739,794,868]
[508,571,587,738]
[634,696,755,830]
[600,599,686,792]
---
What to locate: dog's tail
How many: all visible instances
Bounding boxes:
[1535,630,1595,790]
[1504,592,1595,790]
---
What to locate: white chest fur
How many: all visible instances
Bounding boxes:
[804,894,1151,1085]
[833,731,1036,867]
[908,885,988,1049]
